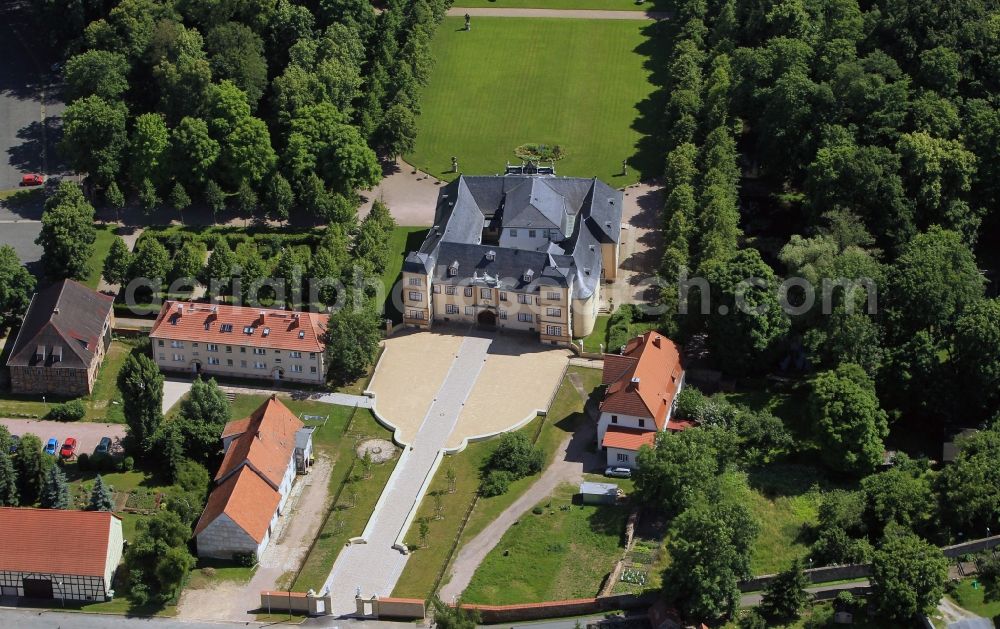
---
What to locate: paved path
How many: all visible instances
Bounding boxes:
[439,387,600,600]
[162,378,193,415]
[447,7,668,19]
[739,580,870,607]
[312,392,373,409]
[322,332,495,615]
[358,159,441,227]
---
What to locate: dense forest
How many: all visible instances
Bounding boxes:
[27,0,449,222]
[658,0,1000,437]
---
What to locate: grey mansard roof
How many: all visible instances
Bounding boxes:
[404,174,623,300]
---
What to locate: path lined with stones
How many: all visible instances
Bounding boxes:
[322,332,494,615]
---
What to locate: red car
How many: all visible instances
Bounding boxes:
[59,438,77,459]
[20,174,44,186]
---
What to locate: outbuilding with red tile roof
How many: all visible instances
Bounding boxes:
[0,508,123,603]
[195,396,313,560]
[598,331,684,469]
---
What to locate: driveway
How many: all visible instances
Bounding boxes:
[606,182,662,309]
[162,378,193,415]
[358,159,441,227]
[0,418,124,457]
[176,457,335,622]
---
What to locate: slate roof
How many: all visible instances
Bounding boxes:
[6,280,113,369]
[0,508,120,577]
[600,331,684,429]
[150,302,328,353]
[403,174,623,300]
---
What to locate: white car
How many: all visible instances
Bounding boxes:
[605,466,632,479]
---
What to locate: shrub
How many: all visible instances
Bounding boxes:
[121,456,135,471]
[486,432,544,479]
[675,386,708,420]
[233,552,256,567]
[48,399,86,421]
[480,470,514,497]
[532,506,544,515]
[77,452,90,471]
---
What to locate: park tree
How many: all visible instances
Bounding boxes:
[64,49,130,100]
[635,429,724,515]
[168,182,192,213]
[36,182,97,281]
[14,434,45,505]
[808,363,889,475]
[60,95,129,185]
[138,177,160,214]
[666,498,759,621]
[235,179,259,217]
[324,304,381,383]
[128,237,171,287]
[88,474,115,511]
[896,131,979,239]
[0,449,18,506]
[129,112,170,187]
[377,103,417,160]
[264,172,294,223]
[888,227,983,339]
[759,558,809,623]
[175,378,231,465]
[204,180,227,217]
[0,245,36,325]
[170,117,220,188]
[936,429,1000,535]
[203,238,236,291]
[486,432,543,479]
[169,240,206,285]
[102,236,133,286]
[870,533,948,622]
[155,421,186,482]
[701,249,790,376]
[118,353,165,454]
[40,465,70,509]
[105,181,126,219]
[952,299,1000,422]
[860,458,935,536]
[205,22,268,106]
[125,510,195,605]
[219,117,276,187]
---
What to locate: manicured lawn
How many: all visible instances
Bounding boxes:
[0,338,139,423]
[452,0,660,9]
[462,482,627,603]
[392,366,603,598]
[84,225,119,289]
[283,404,399,591]
[948,578,1000,620]
[409,17,666,184]
[381,227,429,323]
[186,559,256,590]
[580,315,610,352]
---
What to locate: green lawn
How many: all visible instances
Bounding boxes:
[408,17,666,184]
[462,483,627,604]
[451,0,661,10]
[381,227,429,324]
[392,366,603,598]
[948,578,1000,620]
[580,315,610,352]
[85,225,119,289]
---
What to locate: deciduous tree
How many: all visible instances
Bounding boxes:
[36,182,97,281]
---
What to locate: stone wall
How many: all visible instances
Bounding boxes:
[196,513,261,559]
[739,564,871,592]
[9,365,93,396]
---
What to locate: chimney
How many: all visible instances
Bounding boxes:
[652,335,661,348]
[630,376,640,390]
[53,308,60,315]
[258,311,266,324]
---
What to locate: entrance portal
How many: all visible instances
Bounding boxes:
[477,309,497,327]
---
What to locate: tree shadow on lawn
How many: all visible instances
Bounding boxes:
[628,20,676,182]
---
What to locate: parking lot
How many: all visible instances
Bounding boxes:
[0,419,125,458]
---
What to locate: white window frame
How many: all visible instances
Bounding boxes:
[547,292,560,300]
[290,351,302,358]
[408,277,421,286]
[172,353,184,362]
[617,453,629,463]
[408,291,422,302]
[517,313,532,323]
[433,284,441,294]
[546,325,562,337]
[480,288,491,299]
[445,285,456,295]
[499,310,507,320]
[207,357,221,365]
[517,294,531,304]
[446,304,459,315]
[291,364,303,373]
[207,343,219,352]
[464,306,475,316]
[546,307,562,317]
[254,361,266,369]
[464,287,473,297]
[170,340,184,348]
[253,348,266,355]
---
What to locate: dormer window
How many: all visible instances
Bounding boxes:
[243,326,254,335]
[486,250,496,261]
[448,260,459,276]
[523,269,534,282]
[298,331,305,339]
[52,346,63,363]
[262,327,271,337]
[35,345,46,362]
[220,323,233,332]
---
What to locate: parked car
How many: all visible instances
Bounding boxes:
[94,437,112,455]
[20,173,44,186]
[44,438,59,455]
[604,466,632,479]
[9,435,19,454]
[60,438,77,459]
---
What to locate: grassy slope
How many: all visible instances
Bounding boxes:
[381,227,429,324]
[408,17,663,184]
[580,315,610,351]
[451,0,663,10]
[85,225,119,289]
[461,483,626,604]
[392,366,603,598]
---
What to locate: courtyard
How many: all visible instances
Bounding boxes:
[366,327,569,449]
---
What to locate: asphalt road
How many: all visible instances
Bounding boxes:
[0,608,427,629]
[0,1,66,271]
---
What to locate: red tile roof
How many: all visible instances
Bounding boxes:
[149,301,328,352]
[666,418,698,431]
[600,331,683,429]
[602,426,657,451]
[215,396,303,488]
[194,466,281,543]
[0,508,120,577]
